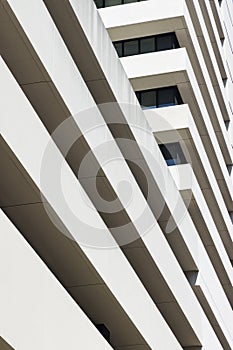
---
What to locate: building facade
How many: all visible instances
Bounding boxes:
[0,0,233,349]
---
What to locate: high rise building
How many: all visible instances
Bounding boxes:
[0,0,233,349]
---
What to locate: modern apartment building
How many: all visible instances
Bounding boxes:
[1,0,233,349]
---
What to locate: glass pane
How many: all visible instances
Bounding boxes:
[124,0,137,3]
[124,40,139,56]
[159,143,186,166]
[140,90,156,109]
[157,34,175,51]
[159,144,175,165]
[94,0,104,8]
[169,143,186,165]
[157,87,176,107]
[140,37,155,54]
[114,42,123,57]
[135,91,141,104]
[105,0,122,7]
[166,159,176,166]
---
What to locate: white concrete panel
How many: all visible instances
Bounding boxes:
[121,49,233,206]
[169,165,233,347]
[0,210,112,350]
[0,54,183,350]
[99,0,185,30]
[0,34,221,350]
[145,105,233,247]
[99,0,233,168]
[1,1,233,348]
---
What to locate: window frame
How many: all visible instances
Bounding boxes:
[159,142,187,166]
[113,32,179,57]
[123,38,140,56]
[94,0,146,9]
[136,86,183,110]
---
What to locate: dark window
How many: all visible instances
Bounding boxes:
[113,33,179,57]
[114,42,123,57]
[141,90,156,109]
[136,86,183,109]
[159,143,187,166]
[140,37,156,53]
[124,39,139,56]
[156,33,178,51]
[94,0,146,8]
[105,0,121,6]
[94,0,104,7]
[157,87,181,107]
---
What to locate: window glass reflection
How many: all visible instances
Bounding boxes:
[136,86,183,109]
[113,32,179,57]
[105,0,122,6]
[157,33,178,51]
[140,37,155,53]
[114,42,123,57]
[157,87,176,107]
[124,40,139,56]
[159,143,187,166]
[141,90,156,109]
[95,0,104,8]
[94,0,147,8]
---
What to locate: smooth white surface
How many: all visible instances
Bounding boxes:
[0,210,112,350]
[145,105,233,241]
[0,51,183,350]
[1,0,233,348]
[99,0,233,178]
[121,48,233,205]
[169,165,233,347]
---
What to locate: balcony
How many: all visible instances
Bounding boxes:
[145,104,233,260]
[169,165,233,350]
[121,48,233,211]
[99,0,233,163]
[0,210,113,350]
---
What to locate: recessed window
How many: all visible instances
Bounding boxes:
[114,42,123,57]
[105,0,121,6]
[225,120,230,130]
[157,87,177,107]
[136,86,183,109]
[124,39,139,56]
[159,143,187,166]
[157,33,179,51]
[94,0,146,8]
[140,90,156,109]
[113,33,179,57]
[223,77,227,86]
[227,165,232,175]
[140,37,156,53]
[229,212,233,224]
[95,0,105,7]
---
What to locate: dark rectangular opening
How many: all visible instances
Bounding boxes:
[159,143,187,166]
[124,39,139,56]
[113,32,179,57]
[94,0,146,8]
[136,86,183,109]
